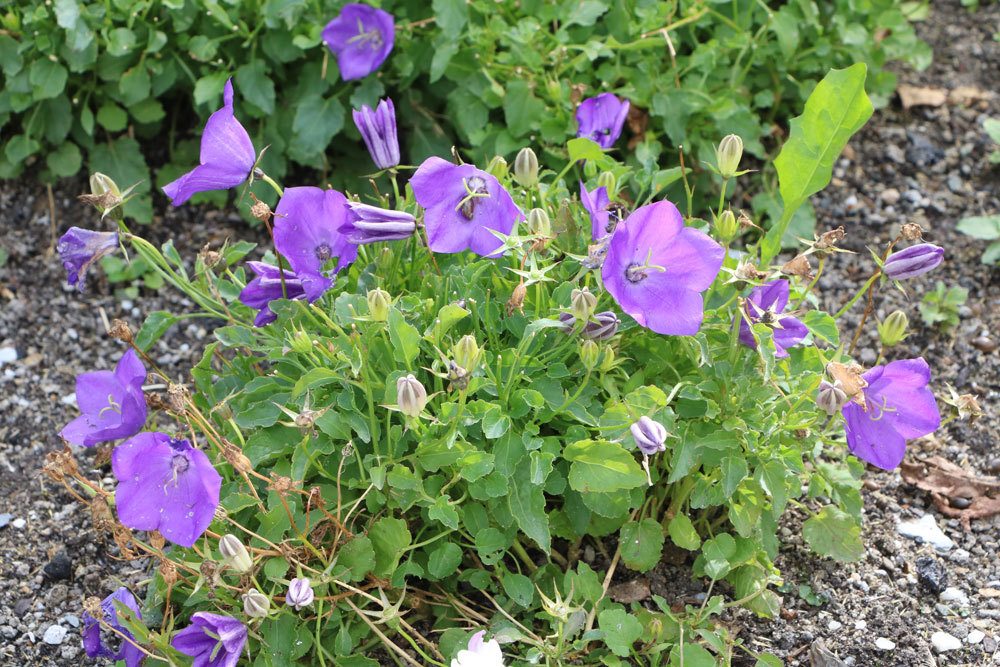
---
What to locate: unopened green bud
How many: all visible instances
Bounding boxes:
[396,374,427,418]
[570,287,597,321]
[877,310,909,347]
[289,329,313,354]
[81,172,125,220]
[219,534,253,573]
[513,147,539,187]
[715,209,738,243]
[715,134,743,180]
[452,334,481,371]
[242,589,270,618]
[583,160,597,179]
[367,288,391,322]
[597,171,616,196]
[486,155,508,179]
[527,208,551,237]
[599,346,616,372]
[90,172,122,199]
[579,340,600,370]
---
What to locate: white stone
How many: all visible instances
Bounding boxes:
[931,631,962,653]
[896,514,954,552]
[875,638,896,650]
[854,620,867,630]
[0,347,17,365]
[939,587,970,606]
[966,630,985,644]
[949,548,971,563]
[12,518,25,529]
[42,625,66,645]
[60,393,77,406]
[828,620,843,631]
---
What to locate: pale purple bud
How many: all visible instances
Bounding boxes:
[882,243,944,280]
[630,416,667,455]
[242,589,269,618]
[286,577,314,611]
[344,202,416,244]
[396,374,427,418]
[352,98,399,170]
[816,380,849,416]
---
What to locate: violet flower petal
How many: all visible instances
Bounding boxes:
[82,587,143,665]
[238,261,310,327]
[575,93,630,149]
[353,98,400,169]
[57,227,120,292]
[172,612,247,667]
[843,400,908,470]
[60,349,147,447]
[882,243,944,280]
[736,280,808,358]
[323,3,395,81]
[580,182,611,241]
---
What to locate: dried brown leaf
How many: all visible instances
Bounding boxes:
[900,456,1000,525]
[897,84,947,109]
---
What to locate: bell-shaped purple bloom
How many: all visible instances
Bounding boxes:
[601,201,724,335]
[273,187,359,301]
[239,262,310,327]
[737,280,809,358]
[82,587,144,667]
[882,243,944,280]
[162,79,256,206]
[171,612,246,667]
[580,182,613,241]
[343,202,416,244]
[60,349,147,448]
[57,227,119,292]
[411,157,524,257]
[323,3,395,81]
[576,93,630,149]
[631,416,668,455]
[112,432,221,548]
[353,98,399,170]
[842,358,940,470]
[286,577,315,610]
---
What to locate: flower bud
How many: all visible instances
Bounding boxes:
[714,209,738,243]
[715,134,743,179]
[526,208,551,237]
[513,147,539,187]
[289,329,313,354]
[570,287,598,321]
[219,534,253,573]
[630,416,668,455]
[583,311,620,341]
[816,380,849,416]
[452,334,481,371]
[286,577,315,611]
[396,374,427,418]
[599,346,616,372]
[486,155,508,179]
[242,589,270,618]
[90,172,122,199]
[877,310,909,348]
[597,171,616,196]
[882,243,944,280]
[79,172,124,220]
[578,340,600,370]
[367,288,391,322]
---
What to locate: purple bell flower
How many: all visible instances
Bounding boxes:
[601,201,724,335]
[239,262,310,327]
[162,79,255,206]
[411,157,524,257]
[60,349,147,448]
[558,311,621,340]
[286,577,315,611]
[112,432,221,548]
[353,98,400,170]
[882,243,944,280]
[171,612,246,667]
[323,3,395,81]
[343,202,416,244]
[82,587,144,667]
[57,227,119,292]
[842,357,941,470]
[737,280,809,358]
[273,187,360,301]
[580,182,613,241]
[576,93,630,149]
[631,416,668,455]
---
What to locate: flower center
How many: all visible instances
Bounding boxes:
[314,243,332,262]
[348,20,384,50]
[171,454,190,475]
[455,176,490,221]
[625,249,666,284]
[867,395,898,421]
[97,393,122,419]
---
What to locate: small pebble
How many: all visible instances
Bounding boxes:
[43,550,73,581]
[967,630,985,644]
[0,513,11,529]
[971,336,997,353]
[931,631,962,653]
[898,514,954,552]
[939,587,969,606]
[0,347,17,364]
[42,625,67,646]
[828,620,843,631]
[875,638,896,650]
[854,620,867,630]
[12,518,25,529]
[880,188,901,205]
[949,497,971,509]
[916,556,949,594]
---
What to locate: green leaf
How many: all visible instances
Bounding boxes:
[106,28,137,57]
[800,310,840,346]
[802,507,863,562]
[757,460,789,514]
[508,459,551,553]
[957,215,1000,241]
[236,61,276,115]
[669,644,716,667]
[667,513,701,551]
[426,542,462,579]
[46,141,81,178]
[259,614,312,665]
[482,406,511,439]
[97,103,128,132]
[290,94,345,158]
[193,72,228,106]
[336,535,375,582]
[503,80,544,138]
[598,609,643,657]
[433,0,468,33]
[54,0,80,29]
[369,517,411,577]
[563,440,646,493]
[388,308,420,366]
[428,496,460,530]
[567,137,605,162]
[5,134,40,164]
[501,572,534,607]
[29,60,68,100]
[721,455,748,499]
[130,98,165,124]
[119,66,151,107]
[620,518,665,571]
[134,311,178,352]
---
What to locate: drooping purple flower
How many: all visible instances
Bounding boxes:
[737,279,809,358]
[558,311,621,340]
[57,227,119,292]
[112,432,221,547]
[239,262,310,327]
[286,577,315,611]
[342,202,416,244]
[323,3,395,81]
[411,157,523,257]
[601,201,724,335]
[842,358,941,470]
[60,349,147,448]
[353,98,399,170]
[631,416,668,456]
[273,187,359,301]
[580,182,612,241]
[162,79,255,206]
[882,243,944,280]
[171,612,246,667]
[82,587,144,667]
[575,93,630,149]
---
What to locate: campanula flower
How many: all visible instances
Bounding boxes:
[576,93,630,149]
[239,261,310,327]
[396,374,427,418]
[411,157,523,257]
[219,534,253,572]
[162,79,255,206]
[882,243,944,280]
[737,280,808,358]
[287,577,315,610]
[57,227,120,292]
[353,98,399,170]
[558,311,620,341]
[842,358,941,470]
[172,612,246,667]
[343,202,416,244]
[451,630,505,667]
[112,432,221,547]
[273,187,359,301]
[323,3,395,81]
[82,588,144,667]
[60,349,147,447]
[601,201,724,335]
[580,182,614,241]
[631,416,668,455]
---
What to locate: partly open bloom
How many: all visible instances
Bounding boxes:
[163,79,255,206]
[60,349,147,447]
[576,93,629,149]
[112,432,221,547]
[580,182,613,241]
[343,202,416,244]
[172,613,246,667]
[737,280,808,358]
[631,416,668,455]
[353,98,399,170]
[82,588,144,667]
[57,227,119,292]
[842,358,940,470]
[287,578,315,610]
[323,3,395,81]
[239,262,310,327]
[411,157,523,257]
[273,187,359,300]
[882,243,944,280]
[602,201,724,335]
[451,630,505,667]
